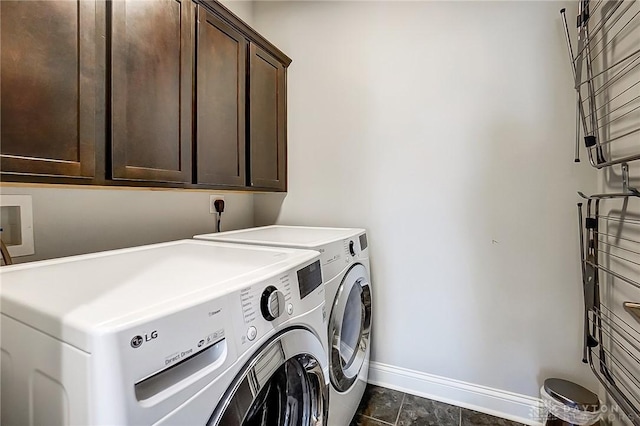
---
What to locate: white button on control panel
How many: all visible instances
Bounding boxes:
[247,326,257,341]
[287,303,294,315]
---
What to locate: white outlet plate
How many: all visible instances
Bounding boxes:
[209,195,225,214]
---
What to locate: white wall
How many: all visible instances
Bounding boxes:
[220,0,253,25]
[252,0,599,405]
[0,185,254,263]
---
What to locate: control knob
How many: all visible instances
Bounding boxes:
[349,240,356,256]
[261,286,285,321]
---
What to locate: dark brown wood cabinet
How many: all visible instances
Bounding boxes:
[1,0,290,192]
[110,0,193,183]
[196,5,246,187]
[0,0,103,179]
[249,43,287,191]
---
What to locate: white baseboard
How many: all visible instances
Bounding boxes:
[367,361,544,426]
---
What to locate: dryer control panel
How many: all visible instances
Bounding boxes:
[317,231,369,282]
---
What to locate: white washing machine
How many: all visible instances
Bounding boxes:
[0,239,329,425]
[195,226,372,426]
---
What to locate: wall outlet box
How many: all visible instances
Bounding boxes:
[209,195,225,214]
[0,194,35,257]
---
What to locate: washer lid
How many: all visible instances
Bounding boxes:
[195,225,365,249]
[0,240,319,351]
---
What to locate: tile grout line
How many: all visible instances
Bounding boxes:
[361,385,525,426]
[393,392,407,426]
[360,413,395,426]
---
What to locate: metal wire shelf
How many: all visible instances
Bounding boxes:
[578,198,640,425]
[561,0,640,167]
[578,163,640,200]
[564,1,640,421]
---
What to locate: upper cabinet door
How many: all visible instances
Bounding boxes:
[249,43,286,191]
[111,0,193,183]
[0,0,101,179]
[196,6,246,187]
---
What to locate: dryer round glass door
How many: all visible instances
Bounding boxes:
[329,263,372,392]
[209,328,328,426]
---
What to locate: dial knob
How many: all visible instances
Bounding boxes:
[261,286,285,321]
[349,240,356,256]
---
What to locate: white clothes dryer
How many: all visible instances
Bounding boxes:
[195,226,373,426]
[1,239,329,425]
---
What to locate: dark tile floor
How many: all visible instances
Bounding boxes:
[351,385,526,426]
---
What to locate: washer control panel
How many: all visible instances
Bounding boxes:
[233,257,325,352]
[261,286,285,321]
[240,274,292,326]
